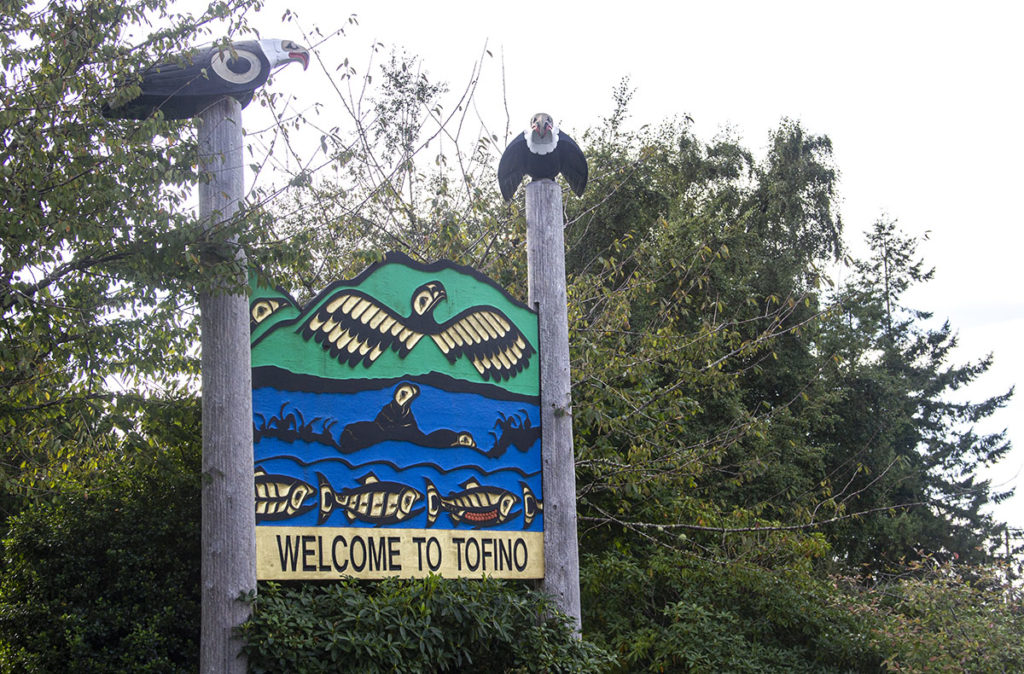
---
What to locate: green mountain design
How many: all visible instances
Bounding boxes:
[250,254,540,397]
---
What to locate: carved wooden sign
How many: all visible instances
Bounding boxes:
[250,253,543,579]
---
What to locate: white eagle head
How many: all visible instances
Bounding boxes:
[258,38,310,71]
[526,112,559,155]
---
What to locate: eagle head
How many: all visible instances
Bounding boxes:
[411,281,447,317]
[530,112,554,139]
[526,112,559,155]
[258,38,310,71]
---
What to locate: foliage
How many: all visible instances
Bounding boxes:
[250,60,1018,670]
[562,103,846,561]
[582,550,1024,674]
[0,399,203,673]
[1,2,1018,670]
[239,578,614,674]
[250,45,509,295]
[582,550,883,673]
[0,395,612,674]
[872,561,1024,673]
[548,91,1013,578]
[0,0,278,517]
[816,219,1013,570]
[546,90,1015,670]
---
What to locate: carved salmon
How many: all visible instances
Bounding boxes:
[425,477,521,528]
[317,472,424,526]
[254,468,316,523]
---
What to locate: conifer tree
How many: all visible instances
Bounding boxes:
[819,220,1012,569]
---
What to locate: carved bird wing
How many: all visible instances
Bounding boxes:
[430,307,535,381]
[555,130,589,197]
[300,289,423,368]
[140,41,270,98]
[104,41,272,119]
[497,133,529,201]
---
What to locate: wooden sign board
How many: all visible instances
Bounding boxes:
[250,253,543,579]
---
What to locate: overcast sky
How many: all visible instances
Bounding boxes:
[242,0,1024,532]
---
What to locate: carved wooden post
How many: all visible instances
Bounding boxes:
[526,178,582,630]
[197,97,255,673]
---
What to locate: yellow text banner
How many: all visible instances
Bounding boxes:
[257,527,544,580]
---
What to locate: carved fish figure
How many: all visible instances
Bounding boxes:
[425,478,521,528]
[254,468,316,523]
[317,472,424,526]
[521,482,543,528]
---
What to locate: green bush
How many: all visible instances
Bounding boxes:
[239,577,614,673]
[581,550,883,673]
[872,563,1024,673]
[0,448,202,673]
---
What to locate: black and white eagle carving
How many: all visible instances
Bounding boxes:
[103,39,309,120]
[497,112,588,201]
[300,281,536,382]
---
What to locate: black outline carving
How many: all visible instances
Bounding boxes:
[316,472,424,526]
[254,468,317,523]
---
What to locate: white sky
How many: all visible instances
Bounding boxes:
[241,0,1024,532]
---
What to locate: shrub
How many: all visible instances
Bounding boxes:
[0,447,202,673]
[581,550,884,673]
[872,563,1024,673]
[239,576,614,673]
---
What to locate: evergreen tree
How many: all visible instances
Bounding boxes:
[819,219,1012,569]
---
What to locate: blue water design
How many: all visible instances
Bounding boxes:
[253,380,542,531]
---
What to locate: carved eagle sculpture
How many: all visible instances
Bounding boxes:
[103,39,309,120]
[497,112,588,201]
[300,281,535,381]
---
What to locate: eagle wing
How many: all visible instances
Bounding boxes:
[107,41,270,119]
[555,130,588,197]
[300,289,423,368]
[141,41,270,97]
[430,307,535,381]
[497,133,529,201]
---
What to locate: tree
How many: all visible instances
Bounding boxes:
[0,0,269,516]
[817,219,1013,570]
[4,7,1019,666]
[227,50,1021,661]
[558,103,850,564]
[556,97,1012,575]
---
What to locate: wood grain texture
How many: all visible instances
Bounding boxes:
[197,97,255,674]
[525,179,582,632]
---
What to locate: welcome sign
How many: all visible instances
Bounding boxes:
[250,253,543,579]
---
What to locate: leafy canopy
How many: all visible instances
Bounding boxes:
[0,0,274,513]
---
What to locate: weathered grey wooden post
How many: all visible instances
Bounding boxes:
[526,178,582,630]
[197,97,255,674]
[102,38,308,671]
